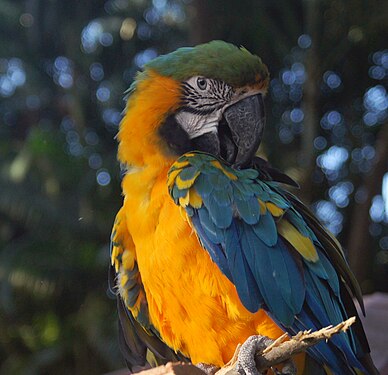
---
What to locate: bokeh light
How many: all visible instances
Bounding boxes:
[297,34,312,49]
[370,195,385,223]
[329,181,354,208]
[134,48,158,67]
[96,81,112,102]
[90,62,104,81]
[383,173,388,221]
[81,20,103,53]
[96,169,111,186]
[53,56,73,89]
[314,200,343,234]
[363,85,388,126]
[0,58,26,97]
[320,110,342,130]
[323,71,342,89]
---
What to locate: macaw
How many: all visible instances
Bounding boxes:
[109,41,378,375]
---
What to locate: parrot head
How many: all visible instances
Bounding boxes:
[118,41,269,169]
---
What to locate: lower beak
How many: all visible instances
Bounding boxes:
[222,94,265,168]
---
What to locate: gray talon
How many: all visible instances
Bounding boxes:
[235,335,274,375]
[235,335,297,375]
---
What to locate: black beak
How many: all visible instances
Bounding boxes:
[220,94,265,168]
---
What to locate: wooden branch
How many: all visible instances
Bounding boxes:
[132,317,356,375]
[255,317,355,372]
[219,317,356,375]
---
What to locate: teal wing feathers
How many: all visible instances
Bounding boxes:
[167,152,375,375]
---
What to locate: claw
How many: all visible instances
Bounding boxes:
[234,335,297,375]
[235,335,274,375]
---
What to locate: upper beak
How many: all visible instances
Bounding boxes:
[222,94,265,168]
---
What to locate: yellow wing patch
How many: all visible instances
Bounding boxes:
[189,187,203,208]
[178,192,190,207]
[167,168,182,189]
[178,187,203,208]
[278,219,318,262]
[266,202,284,217]
[175,170,201,190]
[258,199,267,214]
[211,160,238,180]
[171,159,190,170]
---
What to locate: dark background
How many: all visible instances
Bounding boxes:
[0,0,387,374]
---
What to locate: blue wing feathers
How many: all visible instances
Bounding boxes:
[197,208,222,243]
[202,193,233,228]
[315,249,340,295]
[194,174,213,196]
[208,171,230,187]
[286,209,312,238]
[235,196,261,224]
[212,188,232,206]
[272,239,305,315]
[172,185,187,200]
[246,181,270,200]
[267,194,290,209]
[241,225,295,325]
[304,290,364,372]
[293,309,352,375]
[225,222,263,311]
[178,165,198,181]
[252,211,278,246]
[168,153,369,375]
[190,214,232,280]
[240,168,259,179]
[304,270,343,328]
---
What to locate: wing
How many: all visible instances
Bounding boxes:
[252,156,300,188]
[167,152,376,375]
[109,207,186,370]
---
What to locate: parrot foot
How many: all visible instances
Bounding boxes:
[196,363,220,374]
[235,335,296,375]
[235,335,273,375]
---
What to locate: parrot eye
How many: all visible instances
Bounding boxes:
[196,77,207,90]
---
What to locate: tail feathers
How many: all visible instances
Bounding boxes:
[357,353,380,375]
[302,356,327,374]
[293,310,364,375]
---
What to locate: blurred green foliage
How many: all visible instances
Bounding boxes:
[0,0,387,374]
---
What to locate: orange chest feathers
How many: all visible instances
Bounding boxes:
[120,167,287,367]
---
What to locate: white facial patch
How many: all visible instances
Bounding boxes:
[175,110,221,139]
[176,76,263,140]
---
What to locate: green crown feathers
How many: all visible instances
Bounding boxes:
[143,40,269,88]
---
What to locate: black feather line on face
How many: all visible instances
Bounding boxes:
[179,105,215,115]
[180,78,234,115]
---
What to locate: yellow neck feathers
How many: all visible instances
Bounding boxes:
[117,70,181,168]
